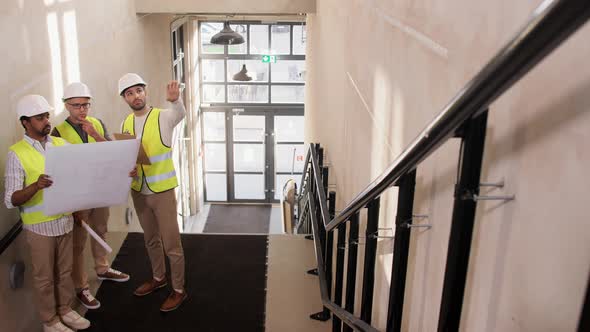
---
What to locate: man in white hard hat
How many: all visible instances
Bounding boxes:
[52,82,130,310]
[118,73,187,311]
[4,95,91,332]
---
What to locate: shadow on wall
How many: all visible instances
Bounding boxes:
[486,78,590,167]
[468,77,590,332]
[402,77,590,331]
[403,148,458,331]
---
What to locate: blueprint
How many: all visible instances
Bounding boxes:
[43,139,140,215]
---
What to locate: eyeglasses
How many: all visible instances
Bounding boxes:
[67,102,91,110]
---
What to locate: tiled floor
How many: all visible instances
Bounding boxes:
[266,235,330,332]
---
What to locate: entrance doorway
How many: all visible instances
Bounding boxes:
[202,108,304,203]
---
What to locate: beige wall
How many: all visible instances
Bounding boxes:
[306,0,590,331]
[0,0,174,329]
[135,0,316,14]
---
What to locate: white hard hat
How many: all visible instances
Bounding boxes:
[16,95,54,118]
[63,82,92,100]
[118,73,147,95]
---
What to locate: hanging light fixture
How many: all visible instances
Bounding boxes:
[233,64,252,81]
[210,21,245,45]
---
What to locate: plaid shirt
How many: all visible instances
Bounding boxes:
[4,135,73,236]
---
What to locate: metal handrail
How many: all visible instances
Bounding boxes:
[309,144,332,227]
[308,191,378,332]
[324,0,590,231]
[298,149,311,195]
[294,191,310,232]
[300,1,590,330]
[0,220,23,256]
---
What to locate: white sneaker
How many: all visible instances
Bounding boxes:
[43,322,73,332]
[60,310,90,330]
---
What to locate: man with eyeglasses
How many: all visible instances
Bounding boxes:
[118,73,187,312]
[51,82,130,311]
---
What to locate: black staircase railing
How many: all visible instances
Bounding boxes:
[297,0,590,331]
[0,220,22,256]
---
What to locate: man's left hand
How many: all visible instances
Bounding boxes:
[166,80,181,102]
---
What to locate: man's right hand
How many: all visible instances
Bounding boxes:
[166,80,181,102]
[36,174,53,190]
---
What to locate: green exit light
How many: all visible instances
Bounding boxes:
[262,55,277,63]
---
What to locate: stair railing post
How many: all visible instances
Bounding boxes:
[438,111,488,331]
[386,169,417,332]
[342,212,360,332]
[360,197,380,324]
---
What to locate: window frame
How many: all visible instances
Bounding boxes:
[199,20,306,106]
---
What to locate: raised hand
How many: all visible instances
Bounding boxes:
[166,80,181,102]
[80,120,98,137]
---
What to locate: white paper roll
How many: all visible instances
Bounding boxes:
[81,220,113,253]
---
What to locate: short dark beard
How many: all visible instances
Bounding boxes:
[27,125,51,140]
[41,125,51,136]
[130,101,146,111]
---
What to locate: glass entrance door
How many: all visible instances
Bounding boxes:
[202,108,304,203]
[231,113,267,201]
[273,116,305,200]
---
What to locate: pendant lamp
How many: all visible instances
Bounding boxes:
[233,64,252,81]
[210,21,245,45]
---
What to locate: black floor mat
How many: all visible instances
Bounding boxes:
[85,232,268,332]
[204,204,271,234]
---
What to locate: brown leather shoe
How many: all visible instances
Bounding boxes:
[97,268,130,282]
[160,290,187,312]
[133,278,167,297]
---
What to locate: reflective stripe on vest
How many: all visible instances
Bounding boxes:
[9,137,69,225]
[55,116,104,144]
[122,108,178,193]
[145,170,177,183]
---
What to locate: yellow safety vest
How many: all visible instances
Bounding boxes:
[9,137,70,225]
[122,108,178,193]
[55,116,105,144]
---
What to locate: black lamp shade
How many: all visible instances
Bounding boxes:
[210,22,245,45]
[233,64,253,81]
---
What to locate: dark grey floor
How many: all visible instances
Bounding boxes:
[203,204,272,234]
[85,232,268,332]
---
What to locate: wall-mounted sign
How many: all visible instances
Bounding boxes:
[262,55,277,63]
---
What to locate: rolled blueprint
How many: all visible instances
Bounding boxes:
[81,220,113,253]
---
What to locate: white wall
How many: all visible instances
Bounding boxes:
[305,0,590,331]
[0,1,174,329]
[135,0,315,14]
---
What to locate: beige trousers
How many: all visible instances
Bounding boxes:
[72,207,110,290]
[131,189,185,290]
[25,229,74,325]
